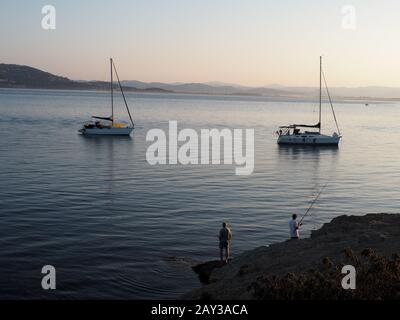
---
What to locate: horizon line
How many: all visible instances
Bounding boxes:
[5,61,400,90]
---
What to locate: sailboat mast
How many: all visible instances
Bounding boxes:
[319,56,322,134]
[111,58,114,126]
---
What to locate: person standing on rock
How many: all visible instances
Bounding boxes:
[219,222,232,263]
[289,214,302,239]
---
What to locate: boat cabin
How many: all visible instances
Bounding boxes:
[277,124,321,136]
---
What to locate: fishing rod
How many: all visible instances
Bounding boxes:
[299,183,328,225]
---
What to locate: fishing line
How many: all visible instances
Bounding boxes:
[299,182,328,226]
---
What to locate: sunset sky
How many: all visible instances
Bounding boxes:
[1,0,400,87]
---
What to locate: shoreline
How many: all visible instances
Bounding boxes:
[0,87,398,104]
[184,213,400,300]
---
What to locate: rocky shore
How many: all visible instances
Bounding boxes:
[184,214,400,300]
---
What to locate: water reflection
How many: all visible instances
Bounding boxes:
[276,144,340,191]
[79,135,134,207]
[277,144,339,161]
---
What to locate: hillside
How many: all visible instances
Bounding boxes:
[0,64,76,89]
[120,80,292,97]
[3,63,400,101]
[0,64,171,93]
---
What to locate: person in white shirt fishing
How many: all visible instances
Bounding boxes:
[289,214,302,239]
[290,183,328,240]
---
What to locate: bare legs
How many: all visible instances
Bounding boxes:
[220,245,230,263]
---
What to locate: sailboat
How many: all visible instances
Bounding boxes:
[79,58,134,136]
[277,56,341,146]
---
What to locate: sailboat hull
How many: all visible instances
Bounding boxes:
[277,133,341,146]
[79,127,133,136]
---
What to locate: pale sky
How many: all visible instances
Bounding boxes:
[1,0,400,87]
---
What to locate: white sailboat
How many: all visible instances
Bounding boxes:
[277,57,341,146]
[79,58,134,136]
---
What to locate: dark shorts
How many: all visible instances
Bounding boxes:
[219,241,229,250]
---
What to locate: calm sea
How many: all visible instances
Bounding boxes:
[0,88,399,299]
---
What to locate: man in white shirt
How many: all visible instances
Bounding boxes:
[289,214,302,239]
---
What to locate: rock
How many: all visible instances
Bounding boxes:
[192,261,227,284]
[183,213,400,300]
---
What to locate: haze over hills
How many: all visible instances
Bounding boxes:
[120,80,400,100]
[120,80,291,96]
[0,64,172,93]
[2,63,400,100]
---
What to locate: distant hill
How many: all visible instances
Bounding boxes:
[0,64,77,89]
[2,63,400,101]
[121,80,292,97]
[0,64,172,93]
[120,80,400,100]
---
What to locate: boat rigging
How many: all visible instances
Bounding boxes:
[276,56,341,146]
[79,58,134,136]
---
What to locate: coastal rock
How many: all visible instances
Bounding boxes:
[183,213,400,300]
[192,261,227,284]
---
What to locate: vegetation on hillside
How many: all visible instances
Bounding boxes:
[247,249,400,300]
